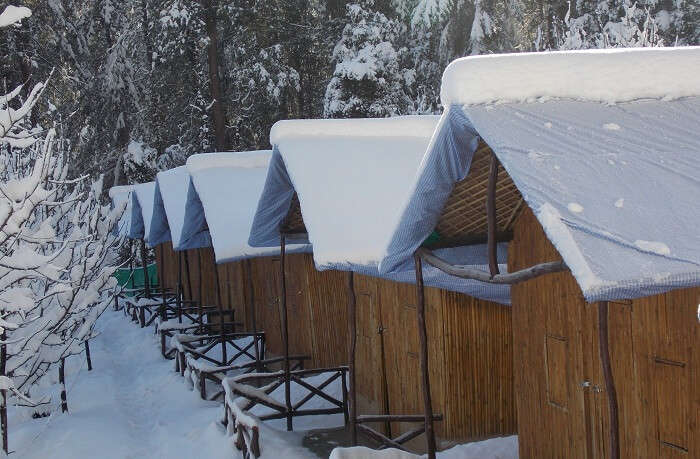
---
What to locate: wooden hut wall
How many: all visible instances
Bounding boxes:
[510,206,700,458]
[352,273,516,444]
[247,253,348,369]
[155,242,179,291]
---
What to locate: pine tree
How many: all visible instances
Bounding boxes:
[324,0,414,118]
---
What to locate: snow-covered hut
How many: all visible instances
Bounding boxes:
[378,47,700,458]
[108,185,133,238]
[248,116,516,453]
[182,151,354,371]
[148,165,214,301]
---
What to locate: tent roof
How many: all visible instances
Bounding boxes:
[249,116,510,304]
[185,151,308,263]
[109,186,133,237]
[381,94,700,301]
[149,166,191,248]
[130,182,156,244]
[441,46,700,107]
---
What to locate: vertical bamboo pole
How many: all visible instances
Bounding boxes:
[59,358,68,413]
[213,256,227,364]
[1,331,8,454]
[140,239,151,299]
[177,251,183,323]
[414,253,436,459]
[280,234,292,431]
[197,250,204,329]
[598,301,620,459]
[487,154,500,277]
[346,271,357,445]
[245,259,261,370]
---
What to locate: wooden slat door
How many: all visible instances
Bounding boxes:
[510,208,590,458]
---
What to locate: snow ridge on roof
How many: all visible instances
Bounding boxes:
[186,150,271,173]
[441,46,700,107]
[270,115,441,145]
[151,166,190,248]
[108,185,133,199]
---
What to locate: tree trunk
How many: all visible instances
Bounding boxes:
[202,0,228,151]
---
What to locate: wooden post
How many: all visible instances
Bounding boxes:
[346,271,357,445]
[183,250,194,303]
[598,301,620,459]
[1,331,8,454]
[213,256,227,364]
[59,358,68,413]
[140,238,151,299]
[197,250,204,330]
[245,259,261,371]
[280,234,292,431]
[486,154,500,277]
[414,253,436,459]
[177,251,183,323]
[85,340,93,371]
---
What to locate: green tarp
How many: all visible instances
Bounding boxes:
[114,263,158,295]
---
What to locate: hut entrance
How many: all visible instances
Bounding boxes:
[353,276,392,437]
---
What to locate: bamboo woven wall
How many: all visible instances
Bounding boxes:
[154,245,516,445]
[510,206,700,458]
[353,272,516,446]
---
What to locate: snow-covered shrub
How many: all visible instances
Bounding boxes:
[0,5,123,422]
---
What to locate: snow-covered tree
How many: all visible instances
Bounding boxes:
[1,5,123,450]
[324,1,414,118]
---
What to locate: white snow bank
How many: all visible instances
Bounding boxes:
[441,47,700,106]
[0,5,31,27]
[186,151,291,263]
[330,435,518,458]
[273,116,440,268]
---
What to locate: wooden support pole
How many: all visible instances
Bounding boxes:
[414,253,436,459]
[598,301,620,459]
[85,340,93,371]
[177,251,183,322]
[346,271,357,445]
[213,256,227,364]
[486,154,500,276]
[140,238,151,299]
[280,234,292,431]
[183,250,193,303]
[1,331,8,455]
[59,358,68,413]
[245,259,261,372]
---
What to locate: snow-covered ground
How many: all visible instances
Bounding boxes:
[8,307,518,458]
[8,308,313,459]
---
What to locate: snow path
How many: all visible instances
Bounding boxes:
[11,309,233,459]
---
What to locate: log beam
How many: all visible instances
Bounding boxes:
[418,247,567,284]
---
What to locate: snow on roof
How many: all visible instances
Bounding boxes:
[381,94,700,302]
[149,166,190,248]
[131,182,156,244]
[109,186,133,237]
[108,185,133,199]
[441,47,700,107]
[257,116,440,268]
[186,151,307,263]
[249,116,510,304]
